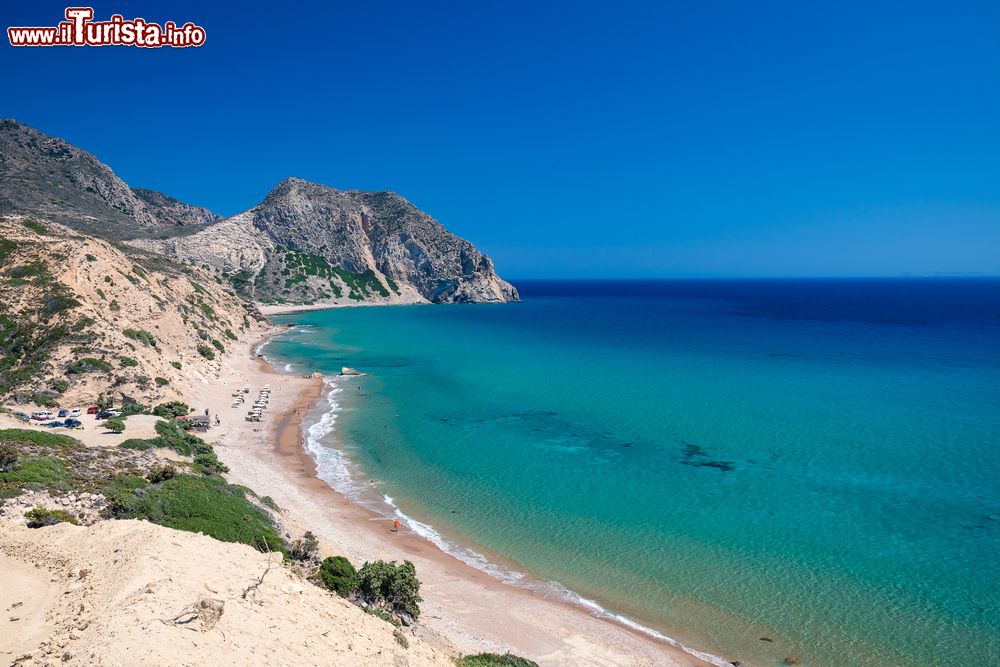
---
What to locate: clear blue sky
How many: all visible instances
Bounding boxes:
[3,1,999,277]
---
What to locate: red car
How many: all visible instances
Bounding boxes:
[86,405,99,415]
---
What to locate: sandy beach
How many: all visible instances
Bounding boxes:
[192,329,720,667]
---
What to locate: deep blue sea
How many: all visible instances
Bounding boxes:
[268,279,1000,667]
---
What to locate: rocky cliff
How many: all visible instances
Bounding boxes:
[136,177,518,306]
[0,120,218,239]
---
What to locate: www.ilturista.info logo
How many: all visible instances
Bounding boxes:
[8,7,206,48]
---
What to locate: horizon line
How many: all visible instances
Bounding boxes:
[506,275,1000,282]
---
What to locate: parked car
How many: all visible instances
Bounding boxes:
[58,409,69,418]
[86,406,99,415]
[13,411,29,422]
[31,411,55,421]
[69,408,82,418]
[47,420,65,428]
[64,418,82,428]
[95,409,122,420]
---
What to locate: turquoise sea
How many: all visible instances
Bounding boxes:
[267,279,1000,667]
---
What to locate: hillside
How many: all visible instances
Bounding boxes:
[0,215,267,407]
[132,177,519,306]
[0,120,218,239]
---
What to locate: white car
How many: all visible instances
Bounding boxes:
[31,411,55,421]
[69,408,82,417]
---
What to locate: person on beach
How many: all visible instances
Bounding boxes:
[393,518,399,533]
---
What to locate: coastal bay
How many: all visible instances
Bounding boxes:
[197,331,715,667]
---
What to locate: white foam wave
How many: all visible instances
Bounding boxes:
[543,584,733,666]
[382,495,529,587]
[303,377,371,501]
[301,377,731,667]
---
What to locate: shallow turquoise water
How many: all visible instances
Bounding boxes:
[269,280,1000,666]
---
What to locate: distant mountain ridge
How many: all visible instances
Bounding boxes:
[1,120,516,306]
[0,120,219,239]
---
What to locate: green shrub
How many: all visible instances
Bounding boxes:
[0,429,77,448]
[0,444,18,473]
[101,474,147,495]
[152,401,190,418]
[20,218,47,235]
[152,419,197,454]
[154,376,169,386]
[25,507,78,528]
[119,421,224,475]
[71,316,95,332]
[49,378,69,393]
[105,474,287,554]
[85,253,97,262]
[44,294,81,315]
[356,560,422,620]
[119,438,155,451]
[103,418,126,433]
[319,555,359,597]
[147,465,176,484]
[109,300,121,312]
[393,629,409,648]
[123,328,156,347]
[193,448,228,475]
[197,344,215,360]
[119,356,139,367]
[118,403,148,417]
[67,357,113,374]
[290,530,319,561]
[0,456,71,499]
[31,393,58,408]
[8,262,48,282]
[0,238,18,264]
[455,654,540,667]
[261,495,279,511]
[169,361,182,370]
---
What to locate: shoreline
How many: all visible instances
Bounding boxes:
[204,328,724,667]
[257,300,426,316]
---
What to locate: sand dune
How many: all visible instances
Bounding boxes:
[0,520,453,666]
